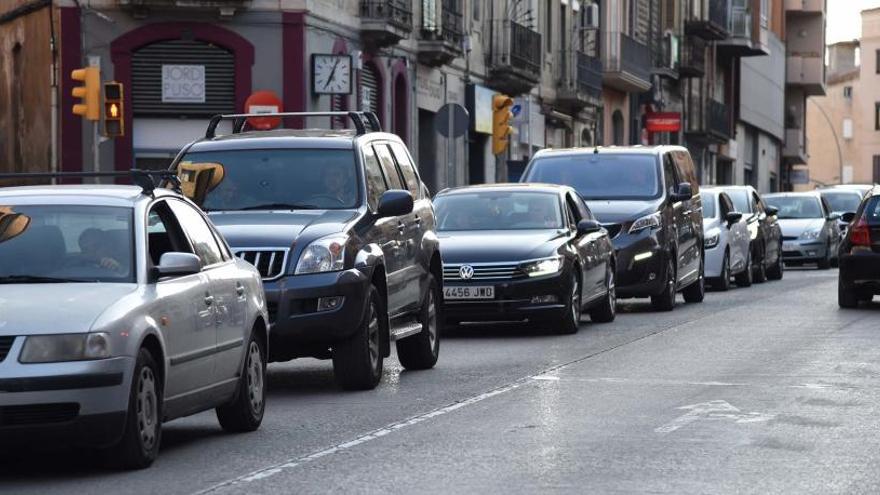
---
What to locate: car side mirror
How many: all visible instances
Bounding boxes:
[841,211,857,223]
[826,213,841,221]
[377,190,414,218]
[671,182,693,202]
[155,252,201,278]
[577,219,602,235]
[725,211,743,226]
[764,205,779,217]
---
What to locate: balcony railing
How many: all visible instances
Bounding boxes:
[679,36,706,78]
[686,0,731,40]
[421,4,463,46]
[557,50,603,106]
[360,0,413,47]
[602,31,652,92]
[707,99,732,140]
[488,20,542,94]
[418,1,463,66]
[729,6,752,38]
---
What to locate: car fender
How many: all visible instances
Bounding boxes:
[355,243,386,275]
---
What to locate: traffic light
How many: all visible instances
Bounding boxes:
[71,67,100,121]
[492,94,514,155]
[103,82,125,138]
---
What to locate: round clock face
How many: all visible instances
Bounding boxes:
[313,55,352,95]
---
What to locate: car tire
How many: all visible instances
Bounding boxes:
[714,250,731,292]
[753,244,768,283]
[396,276,441,370]
[831,254,840,269]
[766,246,784,281]
[333,285,384,390]
[216,331,266,433]
[651,257,676,312]
[589,263,616,323]
[682,256,705,303]
[107,347,162,470]
[818,242,832,270]
[839,279,860,308]
[735,251,753,287]
[556,271,581,334]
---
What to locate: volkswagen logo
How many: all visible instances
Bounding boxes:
[459,265,475,280]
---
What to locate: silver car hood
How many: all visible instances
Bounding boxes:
[779,218,824,237]
[703,217,721,232]
[0,284,138,336]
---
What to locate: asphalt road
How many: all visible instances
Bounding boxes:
[3,268,880,494]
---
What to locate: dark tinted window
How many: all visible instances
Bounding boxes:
[363,145,387,211]
[726,189,751,214]
[763,196,824,219]
[435,191,563,231]
[525,154,661,200]
[389,142,420,197]
[183,149,359,211]
[168,200,224,266]
[822,191,862,214]
[700,193,716,218]
[865,197,880,225]
[375,144,404,190]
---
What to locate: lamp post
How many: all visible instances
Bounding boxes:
[808,98,844,185]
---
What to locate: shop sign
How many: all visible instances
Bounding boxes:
[645,112,682,133]
[162,65,205,103]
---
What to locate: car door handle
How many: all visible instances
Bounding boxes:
[204,294,214,306]
[398,222,406,235]
[236,284,246,297]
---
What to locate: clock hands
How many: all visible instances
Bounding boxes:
[324,59,341,90]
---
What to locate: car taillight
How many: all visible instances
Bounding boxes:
[850,216,871,247]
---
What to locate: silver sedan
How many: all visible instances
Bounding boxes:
[0,185,268,469]
[764,192,841,269]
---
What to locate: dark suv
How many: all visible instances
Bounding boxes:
[838,186,880,308]
[521,146,705,311]
[171,112,442,390]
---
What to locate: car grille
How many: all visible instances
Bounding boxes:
[443,263,523,282]
[602,223,623,239]
[0,403,79,427]
[782,236,798,241]
[0,336,14,362]
[235,248,289,280]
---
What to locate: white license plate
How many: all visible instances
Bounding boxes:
[444,286,495,300]
[783,242,797,251]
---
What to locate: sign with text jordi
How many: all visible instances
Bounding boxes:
[162,65,205,103]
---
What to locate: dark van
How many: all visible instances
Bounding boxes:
[521,146,704,311]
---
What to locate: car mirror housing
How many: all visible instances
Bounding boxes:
[671,182,693,202]
[827,213,842,221]
[841,211,857,223]
[725,212,743,225]
[577,219,602,235]
[377,189,414,218]
[156,252,202,278]
[764,205,779,217]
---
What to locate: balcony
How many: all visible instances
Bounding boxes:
[555,51,603,109]
[784,0,824,16]
[783,128,807,164]
[418,1,464,66]
[787,54,826,96]
[360,1,413,48]
[686,0,731,41]
[602,31,652,93]
[679,36,707,78]
[687,99,731,143]
[488,20,542,95]
[716,6,768,57]
[654,33,680,80]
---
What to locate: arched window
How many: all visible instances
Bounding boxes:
[392,73,408,144]
[612,110,624,145]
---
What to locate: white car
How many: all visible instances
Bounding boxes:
[701,188,752,290]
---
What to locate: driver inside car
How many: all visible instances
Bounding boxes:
[78,228,122,271]
[320,163,355,206]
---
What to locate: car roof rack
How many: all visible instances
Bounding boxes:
[0,170,181,196]
[205,111,382,139]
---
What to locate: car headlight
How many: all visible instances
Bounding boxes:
[20,333,112,363]
[629,212,661,233]
[521,256,563,278]
[704,230,720,248]
[800,228,821,240]
[295,235,348,274]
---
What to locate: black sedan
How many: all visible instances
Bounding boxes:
[433,184,616,334]
[838,185,880,308]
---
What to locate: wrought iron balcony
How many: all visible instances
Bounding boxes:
[679,36,706,78]
[687,99,731,142]
[418,1,464,66]
[360,0,413,47]
[488,20,542,95]
[555,50,603,108]
[602,31,652,93]
[686,0,731,41]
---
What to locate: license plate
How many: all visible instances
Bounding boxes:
[783,242,796,251]
[444,286,495,300]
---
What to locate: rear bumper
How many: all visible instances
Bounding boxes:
[443,269,570,324]
[840,251,880,292]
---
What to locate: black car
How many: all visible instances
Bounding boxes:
[521,146,704,312]
[170,112,442,390]
[433,184,616,334]
[819,187,867,234]
[838,186,880,308]
[717,185,784,281]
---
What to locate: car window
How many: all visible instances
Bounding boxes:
[864,197,880,226]
[763,196,824,219]
[524,153,661,200]
[147,201,193,266]
[434,191,564,231]
[568,192,593,221]
[363,145,387,211]
[701,193,717,218]
[821,191,862,214]
[820,197,832,217]
[375,144,404,191]
[720,193,734,216]
[663,154,679,196]
[389,142,420,198]
[167,200,224,266]
[751,192,762,214]
[726,189,751,214]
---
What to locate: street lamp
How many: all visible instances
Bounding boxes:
[808,98,844,185]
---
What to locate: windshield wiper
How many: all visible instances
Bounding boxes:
[0,275,93,284]
[240,202,322,211]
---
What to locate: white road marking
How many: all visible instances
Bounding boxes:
[532,375,560,381]
[655,400,775,434]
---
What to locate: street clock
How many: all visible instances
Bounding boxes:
[311,54,353,95]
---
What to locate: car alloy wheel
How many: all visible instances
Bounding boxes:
[570,276,582,325]
[136,366,159,452]
[367,302,380,371]
[426,289,437,351]
[606,269,616,315]
[245,341,264,415]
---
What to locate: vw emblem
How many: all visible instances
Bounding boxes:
[459,265,475,280]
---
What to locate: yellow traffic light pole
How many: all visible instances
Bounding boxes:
[71,65,103,176]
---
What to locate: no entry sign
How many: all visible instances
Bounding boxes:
[245,91,283,130]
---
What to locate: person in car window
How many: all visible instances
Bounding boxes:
[528,199,558,228]
[79,228,122,271]
[320,164,355,206]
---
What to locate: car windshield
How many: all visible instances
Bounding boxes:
[700,193,717,218]
[764,196,823,219]
[0,205,134,283]
[434,191,564,231]
[821,191,862,214]
[181,149,360,211]
[524,154,661,200]
[724,189,750,214]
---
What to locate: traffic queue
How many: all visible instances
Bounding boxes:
[0,111,874,469]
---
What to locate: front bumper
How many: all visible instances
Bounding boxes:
[0,350,133,448]
[612,229,668,298]
[265,268,371,361]
[443,270,571,324]
[840,251,880,293]
[781,238,827,262]
[704,241,726,279]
